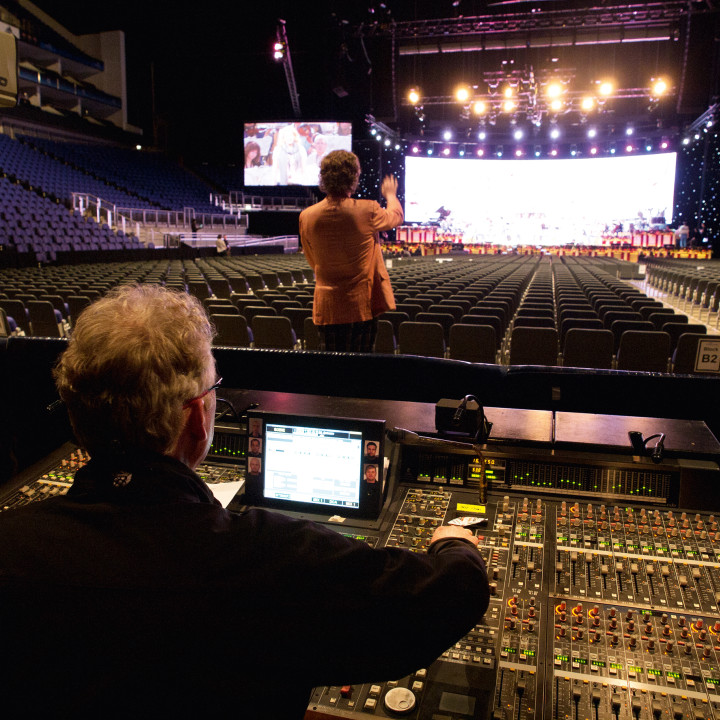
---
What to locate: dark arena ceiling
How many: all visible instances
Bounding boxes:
[26,0,720,157]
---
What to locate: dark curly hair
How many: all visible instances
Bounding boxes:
[318,150,361,197]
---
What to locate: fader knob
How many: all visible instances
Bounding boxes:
[384,687,416,714]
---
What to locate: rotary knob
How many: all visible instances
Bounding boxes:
[384,687,417,715]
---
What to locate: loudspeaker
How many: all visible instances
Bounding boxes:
[0,32,17,108]
[676,12,718,116]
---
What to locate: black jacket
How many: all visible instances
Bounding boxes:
[0,451,489,718]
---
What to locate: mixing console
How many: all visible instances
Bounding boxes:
[4,440,720,719]
[0,445,244,513]
[308,486,720,720]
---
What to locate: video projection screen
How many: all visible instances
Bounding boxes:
[404,152,677,245]
[244,121,352,186]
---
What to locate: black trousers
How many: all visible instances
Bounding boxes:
[317,318,378,353]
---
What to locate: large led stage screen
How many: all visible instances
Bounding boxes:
[404,152,677,245]
[244,121,352,187]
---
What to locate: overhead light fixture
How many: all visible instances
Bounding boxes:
[473,100,487,115]
[443,129,453,141]
[546,82,563,99]
[408,88,421,105]
[455,85,471,103]
[581,96,596,112]
[550,127,561,140]
[478,130,487,141]
[650,78,668,97]
[503,100,516,113]
[272,41,285,61]
[598,80,614,97]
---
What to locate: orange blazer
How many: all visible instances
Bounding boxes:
[299,196,403,325]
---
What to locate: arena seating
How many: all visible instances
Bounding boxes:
[1,249,718,372]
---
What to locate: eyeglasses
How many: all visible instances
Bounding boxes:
[183,377,222,409]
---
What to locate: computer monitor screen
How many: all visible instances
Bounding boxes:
[244,121,353,186]
[245,411,385,519]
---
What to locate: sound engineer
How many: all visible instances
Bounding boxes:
[0,284,489,719]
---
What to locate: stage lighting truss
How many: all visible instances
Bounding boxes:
[405,66,669,132]
[366,114,403,150]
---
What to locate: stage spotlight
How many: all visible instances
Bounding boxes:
[660,140,669,149]
[550,148,558,157]
[503,86,514,99]
[581,96,595,112]
[534,146,541,157]
[427,146,434,155]
[476,147,484,157]
[546,82,563,99]
[590,146,598,155]
[570,145,577,156]
[650,78,668,97]
[473,100,487,115]
[645,142,652,151]
[515,148,523,157]
[682,137,690,145]
[459,145,466,156]
[375,133,383,142]
[550,127,560,140]
[394,143,401,151]
[408,88,421,105]
[598,80,614,96]
[273,41,285,61]
[443,129,453,141]
[384,138,391,147]
[442,146,451,156]
[625,144,634,152]
[694,133,701,140]
[503,100,516,113]
[411,145,420,153]
[455,85,471,103]
[370,127,377,136]
[478,130,487,141]
[587,127,597,139]
[496,146,504,157]
[550,99,563,112]
[625,127,634,136]
[513,129,524,141]
[609,144,616,154]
